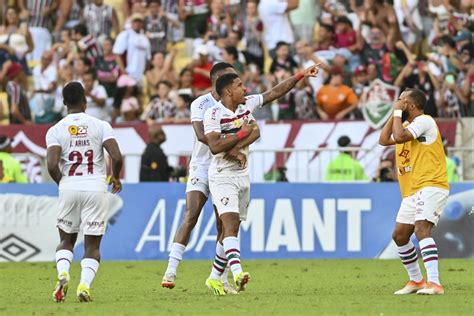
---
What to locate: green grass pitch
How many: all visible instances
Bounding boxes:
[0,259,472,315]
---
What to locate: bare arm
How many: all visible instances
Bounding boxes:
[47,146,62,184]
[192,121,207,145]
[103,138,123,193]
[262,64,319,105]
[286,0,299,11]
[115,54,126,74]
[205,131,243,155]
[379,115,395,146]
[392,100,414,144]
[112,8,120,36]
[54,0,73,34]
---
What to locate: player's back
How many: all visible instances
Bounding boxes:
[46,112,115,192]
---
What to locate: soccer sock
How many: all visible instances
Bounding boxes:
[55,249,73,277]
[223,236,242,278]
[165,243,185,275]
[419,237,441,285]
[80,258,99,288]
[397,240,423,282]
[209,242,228,280]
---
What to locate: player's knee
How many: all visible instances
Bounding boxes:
[414,222,432,240]
[392,230,409,246]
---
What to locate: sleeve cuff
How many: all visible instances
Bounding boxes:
[191,118,203,122]
[407,127,418,139]
[204,129,220,135]
[47,143,61,148]
[102,136,116,143]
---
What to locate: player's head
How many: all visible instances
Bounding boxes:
[215,73,245,105]
[210,62,236,83]
[63,81,87,112]
[401,88,426,113]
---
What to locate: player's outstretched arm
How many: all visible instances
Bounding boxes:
[379,115,396,146]
[261,64,320,105]
[103,138,123,193]
[46,146,62,185]
[205,123,254,155]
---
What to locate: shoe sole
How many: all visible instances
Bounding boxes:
[237,274,249,292]
[78,292,92,302]
[417,291,444,295]
[205,281,226,296]
[161,281,175,289]
[53,279,68,302]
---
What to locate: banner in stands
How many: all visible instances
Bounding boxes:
[0,120,457,183]
[1,183,472,262]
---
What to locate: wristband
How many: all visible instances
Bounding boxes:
[295,72,304,81]
[394,110,403,118]
[236,129,247,140]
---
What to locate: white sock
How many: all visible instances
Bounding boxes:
[223,236,242,278]
[165,243,185,275]
[209,242,228,280]
[55,249,73,277]
[80,258,99,288]
[397,240,423,282]
[419,237,441,285]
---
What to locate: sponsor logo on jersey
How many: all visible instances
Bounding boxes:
[68,125,88,137]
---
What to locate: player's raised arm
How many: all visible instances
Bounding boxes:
[379,115,396,146]
[103,138,123,193]
[261,64,320,105]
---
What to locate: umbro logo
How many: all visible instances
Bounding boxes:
[0,234,40,262]
[221,197,229,205]
[191,177,199,185]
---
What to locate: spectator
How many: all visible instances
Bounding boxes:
[139,124,171,182]
[72,56,91,82]
[0,135,28,183]
[437,35,463,74]
[274,69,295,120]
[122,0,148,19]
[146,50,178,98]
[95,38,120,98]
[437,72,468,117]
[289,0,317,43]
[190,45,213,95]
[292,78,316,120]
[316,67,359,120]
[72,24,102,63]
[294,39,329,96]
[221,46,244,74]
[358,0,401,45]
[84,0,119,43]
[335,16,357,51]
[373,158,396,182]
[83,71,109,122]
[258,0,298,57]
[19,0,56,61]
[145,80,176,124]
[51,29,76,62]
[314,23,335,51]
[145,0,171,54]
[174,68,194,98]
[114,74,141,123]
[244,63,272,120]
[269,41,298,74]
[113,13,151,85]
[243,0,264,72]
[0,6,33,74]
[174,94,191,122]
[31,50,60,124]
[325,136,368,182]
[394,59,440,117]
[208,0,229,39]
[178,0,210,57]
[6,63,31,124]
[54,62,73,116]
[351,65,370,98]
[443,138,460,182]
[54,0,85,39]
[358,26,391,78]
[394,0,422,50]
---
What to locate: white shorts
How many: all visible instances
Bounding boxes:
[185,165,210,197]
[57,190,108,235]
[396,187,449,226]
[209,175,250,221]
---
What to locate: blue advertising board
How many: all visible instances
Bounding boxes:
[1,183,472,261]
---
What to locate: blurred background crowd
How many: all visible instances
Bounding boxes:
[0,0,472,126]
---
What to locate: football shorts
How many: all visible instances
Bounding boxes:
[185,164,210,197]
[57,190,108,235]
[209,175,250,221]
[396,187,449,226]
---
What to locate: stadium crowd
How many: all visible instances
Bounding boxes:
[0,0,472,125]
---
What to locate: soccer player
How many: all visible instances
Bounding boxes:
[162,63,260,293]
[203,64,320,295]
[379,88,449,295]
[47,82,123,302]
